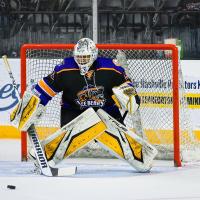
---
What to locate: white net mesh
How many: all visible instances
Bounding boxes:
[23,45,200,162]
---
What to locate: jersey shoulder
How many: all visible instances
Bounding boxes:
[54,57,79,73]
[95,57,125,74]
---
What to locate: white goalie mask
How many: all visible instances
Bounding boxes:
[73,38,98,75]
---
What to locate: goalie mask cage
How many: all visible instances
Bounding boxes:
[20,43,199,167]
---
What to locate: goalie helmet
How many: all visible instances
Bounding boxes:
[73,38,98,75]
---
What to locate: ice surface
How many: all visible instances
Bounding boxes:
[0,139,200,200]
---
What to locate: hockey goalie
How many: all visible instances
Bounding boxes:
[10,38,157,176]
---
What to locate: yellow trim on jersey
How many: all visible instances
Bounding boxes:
[38,79,57,97]
[96,67,122,74]
[56,68,79,74]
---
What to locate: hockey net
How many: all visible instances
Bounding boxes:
[20,44,200,166]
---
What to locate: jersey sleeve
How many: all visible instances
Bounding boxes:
[33,68,62,106]
[116,65,132,86]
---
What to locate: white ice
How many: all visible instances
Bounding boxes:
[0,139,200,200]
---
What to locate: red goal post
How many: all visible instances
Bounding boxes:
[20,43,180,166]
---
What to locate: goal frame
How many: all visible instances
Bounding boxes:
[20,43,180,166]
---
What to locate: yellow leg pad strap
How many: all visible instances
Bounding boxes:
[97,131,125,159]
[64,121,106,158]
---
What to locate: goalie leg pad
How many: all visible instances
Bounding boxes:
[97,131,144,161]
[96,109,158,172]
[42,108,107,166]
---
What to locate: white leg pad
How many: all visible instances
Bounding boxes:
[97,109,158,172]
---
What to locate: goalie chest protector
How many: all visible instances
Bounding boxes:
[35,57,131,124]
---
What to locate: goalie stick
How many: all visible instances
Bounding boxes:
[2,55,77,176]
[2,55,21,100]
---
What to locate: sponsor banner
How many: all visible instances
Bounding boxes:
[1,59,200,138]
[0,59,20,126]
[137,92,200,109]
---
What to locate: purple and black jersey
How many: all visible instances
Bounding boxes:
[34,57,134,126]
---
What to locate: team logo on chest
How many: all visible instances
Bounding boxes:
[75,84,106,109]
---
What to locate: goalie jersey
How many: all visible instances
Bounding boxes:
[34,57,139,126]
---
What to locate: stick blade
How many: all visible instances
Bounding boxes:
[50,166,77,177]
